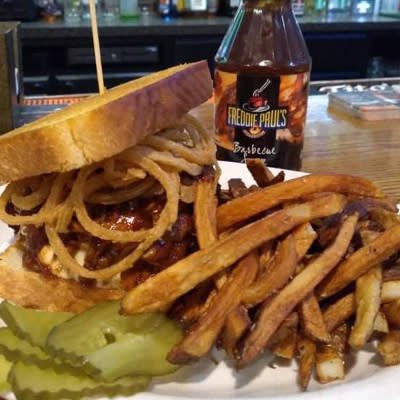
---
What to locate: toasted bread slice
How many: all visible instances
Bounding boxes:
[0,244,124,313]
[0,61,212,183]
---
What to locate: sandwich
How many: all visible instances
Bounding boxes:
[0,61,215,313]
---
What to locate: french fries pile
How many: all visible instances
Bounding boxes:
[122,159,400,391]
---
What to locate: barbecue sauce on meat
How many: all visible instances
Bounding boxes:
[214,0,311,170]
[17,189,198,289]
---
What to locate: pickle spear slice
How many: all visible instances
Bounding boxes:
[9,361,150,400]
[0,301,73,348]
[47,301,183,379]
[0,354,11,393]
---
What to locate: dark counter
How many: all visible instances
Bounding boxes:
[20,14,400,39]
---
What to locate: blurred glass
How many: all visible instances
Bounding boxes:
[305,0,327,14]
[63,0,81,21]
[103,0,120,19]
[380,0,399,12]
[81,0,99,19]
[120,0,139,19]
[139,5,151,23]
[367,57,385,78]
[326,0,350,13]
[351,0,374,14]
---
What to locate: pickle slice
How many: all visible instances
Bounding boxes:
[87,319,183,381]
[0,328,81,375]
[9,361,150,400]
[0,327,50,364]
[0,301,73,348]
[47,301,183,380]
[0,354,11,393]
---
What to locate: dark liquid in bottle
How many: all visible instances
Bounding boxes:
[214,0,311,170]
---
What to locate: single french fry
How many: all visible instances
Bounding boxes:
[194,177,228,300]
[228,179,249,199]
[245,158,276,187]
[349,264,383,349]
[268,312,299,349]
[271,330,298,360]
[292,223,317,261]
[323,293,356,333]
[330,323,349,355]
[167,252,258,364]
[315,353,345,384]
[220,305,251,358]
[247,223,317,304]
[194,178,218,249]
[377,331,400,366]
[242,234,297,306]
[374,311,389,334]
[122,194,346,314]
[299,292,331,343]
[318,224,400,299]
[316,324,348,384]
[217,174,383,232]
[382,299,400,327]
[297,336,317,391]
[237,214,358,368]
[169,282,213,328]
[383,265,400,282]
[267,171,285,187]
[369,208,400,230]
[259,241,275,272]
[381,280,400,303]
[358,229,380,247]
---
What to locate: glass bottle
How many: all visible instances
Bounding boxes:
[120,0,139,19]
[81,0,99,20]
[214,0,311,170]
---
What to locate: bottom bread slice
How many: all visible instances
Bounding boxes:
[0,244,124,313]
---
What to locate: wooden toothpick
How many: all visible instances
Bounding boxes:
[89,0,105,94]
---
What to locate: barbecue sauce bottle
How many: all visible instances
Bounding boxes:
[214,0,311,170]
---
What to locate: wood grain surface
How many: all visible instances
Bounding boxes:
[191,96,400,201]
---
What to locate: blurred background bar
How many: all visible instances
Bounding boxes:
[0,0,399,97]
[0,21,21,134]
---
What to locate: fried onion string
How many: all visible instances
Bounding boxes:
[0,114,215,282]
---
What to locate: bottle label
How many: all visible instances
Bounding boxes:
[214,70,310,169]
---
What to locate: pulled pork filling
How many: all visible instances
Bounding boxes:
[13,195,198,290]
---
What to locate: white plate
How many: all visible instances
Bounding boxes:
[1,161,398,400]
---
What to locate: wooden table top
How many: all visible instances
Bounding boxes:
[192,95,400,201]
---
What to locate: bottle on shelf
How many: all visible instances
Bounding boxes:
[214,0,311,170]
[304,0,326,16]
[326,0,351,13]
[224,0,241,16]
[207,0,218,15]
[120,0,139,19]
[81,0,99,19]
[292,0,305,15]
[159,0,179,19]
[183,0,208,16]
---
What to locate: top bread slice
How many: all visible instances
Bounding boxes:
[0,61,212,184]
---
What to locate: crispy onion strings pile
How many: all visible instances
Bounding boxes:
[0,115,216,282]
